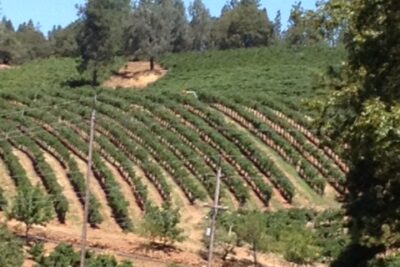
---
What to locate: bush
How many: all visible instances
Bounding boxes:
[0,224,24,267]
[141,202,185,245]
[29,241,45,263]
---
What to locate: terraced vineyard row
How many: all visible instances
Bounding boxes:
[0,88,345,234]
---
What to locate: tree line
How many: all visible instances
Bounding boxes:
[0,0,346,66]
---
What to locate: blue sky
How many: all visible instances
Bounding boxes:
[1,0,318,34]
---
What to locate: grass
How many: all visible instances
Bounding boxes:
[0,57,125,93]
[153,45,344,97]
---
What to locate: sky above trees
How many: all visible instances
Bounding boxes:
[1,0,318,34]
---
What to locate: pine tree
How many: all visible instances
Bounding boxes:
[285,2,326,46]
[1,17,14,32]
[285,2,306,45]
[169,0,191,53]
[215,0,274,49]
[77,0,130,85]
[48,23,80,57]
[273,10,282,41]
[189,0,212,50]
[126,0,191,70]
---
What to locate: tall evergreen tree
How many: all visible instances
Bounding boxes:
[15,20,50,60]
[241,0,261,7]
[189,0,212,50]
[77,0,130,85]
[126,0,166,70]
[285,2,326,46]
[0,17,53,64]
[273,10,282,41]
[285,2,306,45]
[215,0,274,49]
[220,1,232,16]
[0,18,15,64]
[168,0,191,53]
[126,0,190,69]
[320,0,400,265]
[49,22,80,57]
[1,17,14,31]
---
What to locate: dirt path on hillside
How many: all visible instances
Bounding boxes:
[42,150,83,228]
[103,160,142,221]
[103,61,167,89]
[7,219,201,267]
[72,155,121,232]
[12,148,44,189]
[7,216,302,267]
[0,159,16,199]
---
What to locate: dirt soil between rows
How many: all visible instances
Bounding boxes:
[103,61,167,89]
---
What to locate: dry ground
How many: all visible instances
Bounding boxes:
[5,218,297,267]
[103,61,167,89]
[0,150,295,267]
[0,64,12,70]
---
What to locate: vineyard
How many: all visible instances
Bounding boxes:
[0,46,347,266]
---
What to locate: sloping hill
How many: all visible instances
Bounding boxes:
[0,46,346,266]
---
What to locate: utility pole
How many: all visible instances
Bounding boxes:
[80,95,96,267]
[206,166,225,267]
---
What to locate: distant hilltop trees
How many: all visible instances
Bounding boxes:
[0,0,346,65]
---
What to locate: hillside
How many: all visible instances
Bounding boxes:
[0,46,348,266]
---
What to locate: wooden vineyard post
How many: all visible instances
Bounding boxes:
[80,96,96,267]
[206,165,227,267]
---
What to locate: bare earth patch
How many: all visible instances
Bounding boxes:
[0,64,11,70]
[42,150,83,228]
[103,61,167,89]
[0,159,17,199]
